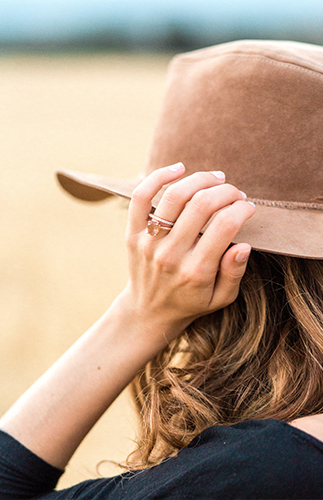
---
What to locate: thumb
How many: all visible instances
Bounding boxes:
[210,243,251,310]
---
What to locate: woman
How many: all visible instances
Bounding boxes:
[1,40,323,499]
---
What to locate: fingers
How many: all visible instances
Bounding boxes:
[209,243,251,310]
[128,164,254,264]
[154,170,226,223]
[128,164,227,238]
[128,163,185,234]
[125,165,256,323]
[192,199,255,275]
[168,183,247,248]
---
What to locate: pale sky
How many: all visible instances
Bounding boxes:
[0,0,322,41]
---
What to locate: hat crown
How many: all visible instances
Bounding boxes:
[57,40,323,258]
[146,40,323,205]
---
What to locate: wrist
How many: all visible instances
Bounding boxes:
[102,287,189,358]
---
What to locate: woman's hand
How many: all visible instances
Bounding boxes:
[0,163,255,471]
[122,163,255,344]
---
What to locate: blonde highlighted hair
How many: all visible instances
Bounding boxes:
[128,251,323,469]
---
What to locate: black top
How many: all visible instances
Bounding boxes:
[0,419,323,499]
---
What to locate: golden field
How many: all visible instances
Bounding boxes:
[0,52,171,488]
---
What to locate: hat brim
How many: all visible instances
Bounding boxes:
[56,170,139,202]
[56,169,323,259]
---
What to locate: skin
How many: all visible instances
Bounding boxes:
[0,163,320,472]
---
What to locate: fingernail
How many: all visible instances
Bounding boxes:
[235,249,251,263]
[212,170,225,180]
[239,190,247,199]
[168,162,184,171]
[248,201,256,207]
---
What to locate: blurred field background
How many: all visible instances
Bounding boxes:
[0,52,170,488]
[2,0,323,492]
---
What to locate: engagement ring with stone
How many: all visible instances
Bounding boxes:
[147,213,174,237]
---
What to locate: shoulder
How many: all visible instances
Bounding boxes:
[53,420,323,499]
[133,419,323,499]
[288,413,323,443]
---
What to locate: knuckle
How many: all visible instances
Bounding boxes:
[125,231,134,249]
[162,185,181,205]
[139,238,154,260]
[131,185,146,203]
[154,249,176,273]
[216,210,239,233]
[187,263,203,279]
[225,270,244,285]
[125,227,139,249]
[184,263,210,285]
[191,190,211,211]
[184,268,199,284]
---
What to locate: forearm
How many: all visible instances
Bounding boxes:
[0,166,254,474]
[0,292,174,470]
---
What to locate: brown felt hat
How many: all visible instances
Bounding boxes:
[57,40,323,259]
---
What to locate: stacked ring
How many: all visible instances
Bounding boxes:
[147,213,174,237]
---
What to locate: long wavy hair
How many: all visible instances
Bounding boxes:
[127,251,323,469]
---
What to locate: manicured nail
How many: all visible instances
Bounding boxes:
[248,201,256,207]
[240,190,247,199]
[235,249,251,263]
[168,162,184,171]
[212,170,225,180]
